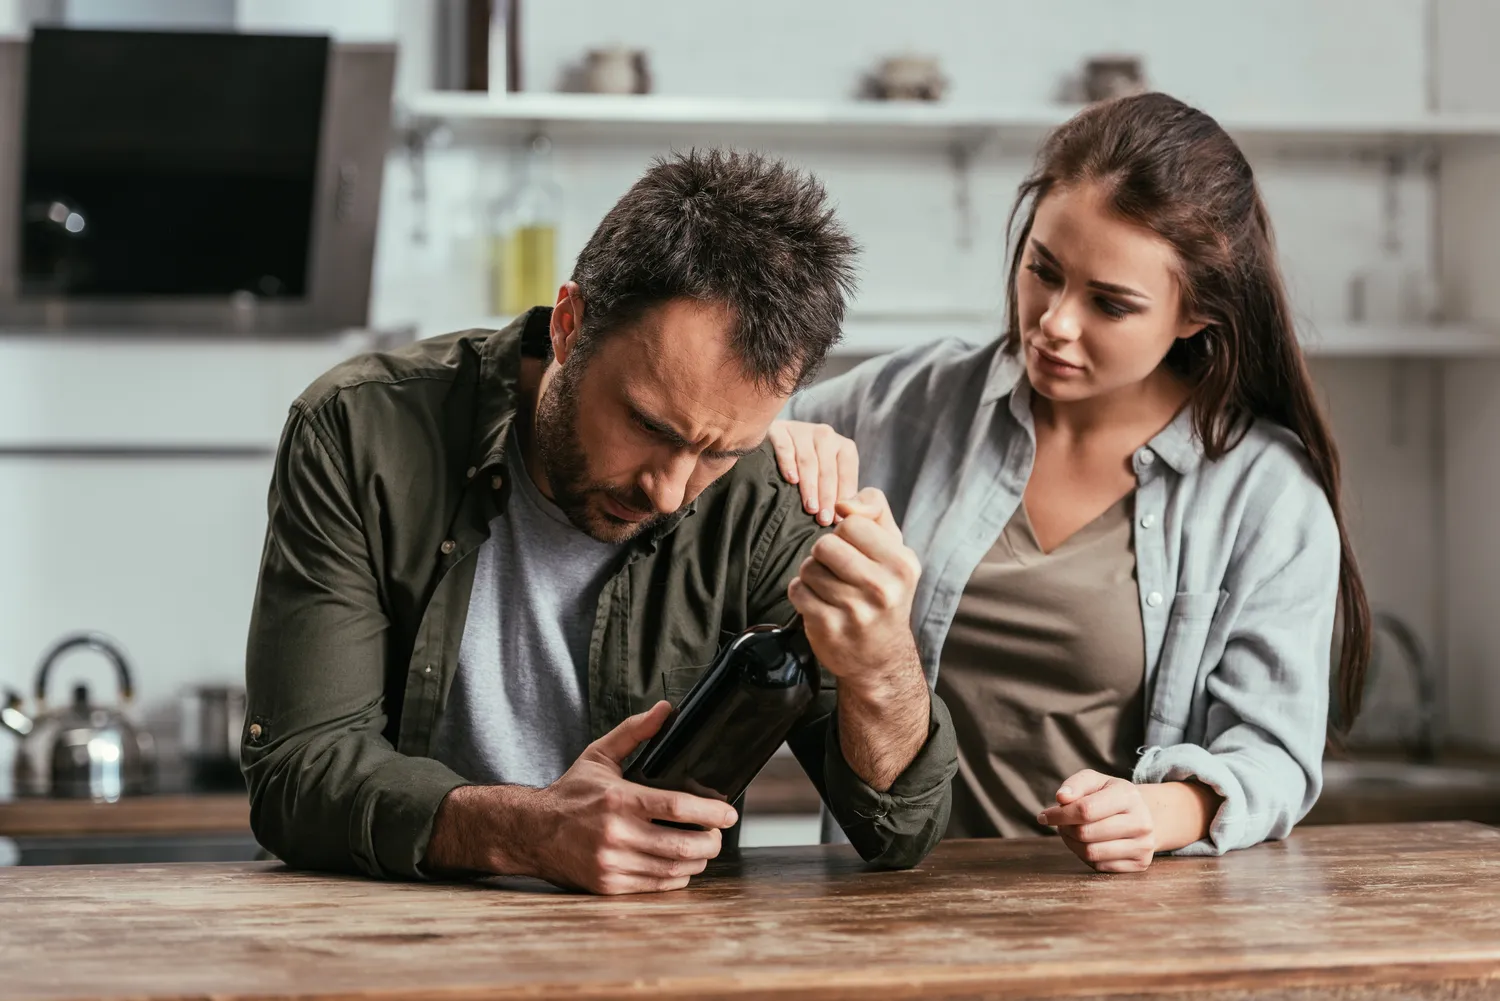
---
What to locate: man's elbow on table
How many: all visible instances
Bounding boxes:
[823,693,959,871]
[242,729,468,880]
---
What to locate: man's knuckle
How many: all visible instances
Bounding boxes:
[601,816,630,845]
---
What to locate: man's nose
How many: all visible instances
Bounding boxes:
[639,453,697,514]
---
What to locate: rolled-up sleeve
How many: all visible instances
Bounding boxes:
[243,405,468,879]
[1134,485,1341,855]
[814,695,957,867]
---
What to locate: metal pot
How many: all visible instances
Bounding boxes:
[179,685,246,791]
[1,632,156,800]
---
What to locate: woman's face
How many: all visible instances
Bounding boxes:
[1016,181,1204,404]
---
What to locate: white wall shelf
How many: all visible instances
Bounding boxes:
[424,313,1500,358]
[401,92,1500,152]
[840,317,1500,358]
[1300,323,1500,356]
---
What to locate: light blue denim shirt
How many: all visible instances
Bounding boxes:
[787,338,1340,855]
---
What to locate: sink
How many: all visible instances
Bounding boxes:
[1322,760,1500,792]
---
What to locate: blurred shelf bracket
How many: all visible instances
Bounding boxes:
[398,120,454,247]
[948,136,985,251]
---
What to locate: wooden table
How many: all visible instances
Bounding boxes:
[3,822,1498,1001]
[0,793,250,837]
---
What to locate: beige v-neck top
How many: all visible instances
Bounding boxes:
[937,493,1146,839]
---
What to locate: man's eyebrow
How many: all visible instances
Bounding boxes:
[628,404,695,449]
[628,402,761,459]
[705,440,762,460]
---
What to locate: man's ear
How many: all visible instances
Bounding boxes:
[551,282,584,364]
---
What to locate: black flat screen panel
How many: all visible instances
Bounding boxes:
[19,27,328,298]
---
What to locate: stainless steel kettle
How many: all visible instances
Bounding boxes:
[1,632,156,800]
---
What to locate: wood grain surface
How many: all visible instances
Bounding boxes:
[2,822,1498,1001]
[0,794,250,837]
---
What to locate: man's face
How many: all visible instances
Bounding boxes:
[535,298,790,544]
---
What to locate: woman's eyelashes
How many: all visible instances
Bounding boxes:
[1024,260,1060,287]
[1025,259,1137,321]
[1095,297,1132,320]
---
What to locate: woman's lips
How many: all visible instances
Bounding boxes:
[1030,343,1085,375]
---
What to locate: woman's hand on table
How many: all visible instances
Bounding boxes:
[768,420,859,526]
[1038,770,1223,873]
[1038,770,1158,873]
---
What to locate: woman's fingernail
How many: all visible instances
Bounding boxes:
[1037,813,1050,825]
[1059,786,1074,797]
[819,510,832,524]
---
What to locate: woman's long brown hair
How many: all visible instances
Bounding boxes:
[1001,92,1371,729]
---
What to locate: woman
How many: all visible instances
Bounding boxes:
[773,92,1370,873]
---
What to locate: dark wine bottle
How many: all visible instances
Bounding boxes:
[625,615,820,808]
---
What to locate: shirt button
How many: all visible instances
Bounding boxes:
[1140,514,1157,529]
[1138,449,1156,468]
[248,723,263,740]
[1146,591,1164,608]
[465,466,477,480]
[424,665,433,675]
[491,475,504,490]
[440,540,456,555]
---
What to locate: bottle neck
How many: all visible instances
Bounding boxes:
[522,138,553,183]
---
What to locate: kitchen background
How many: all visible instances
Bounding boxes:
[1,0,1498,855]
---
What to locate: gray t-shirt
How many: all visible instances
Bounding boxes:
[430,433,622,788]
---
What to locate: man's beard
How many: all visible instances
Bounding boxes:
[533,358,664,544]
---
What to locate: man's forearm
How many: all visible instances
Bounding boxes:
[834,644,931,792]
[421,784,540,877]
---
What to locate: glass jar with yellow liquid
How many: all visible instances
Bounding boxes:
[489,134,562,317]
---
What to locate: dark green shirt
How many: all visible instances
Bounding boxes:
[243,309,956,880]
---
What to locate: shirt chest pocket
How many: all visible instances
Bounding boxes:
[1148,590,1226,734]
[660,664,705,703]
[652,624,744,707]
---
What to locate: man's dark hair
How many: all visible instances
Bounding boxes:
[569,148,858,393]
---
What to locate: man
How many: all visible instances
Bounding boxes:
[243,150,957,894]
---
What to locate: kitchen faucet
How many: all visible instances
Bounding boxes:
[1368,610,1439,764]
